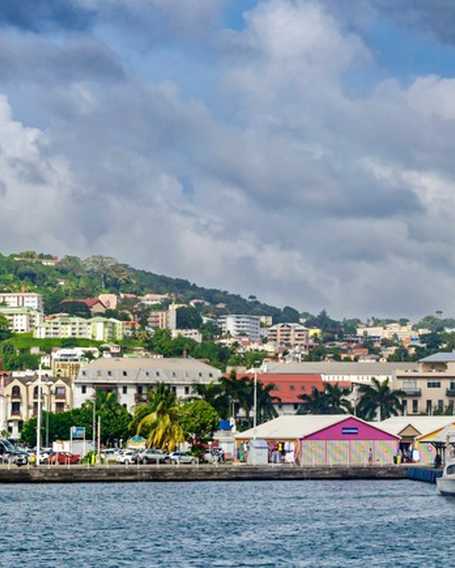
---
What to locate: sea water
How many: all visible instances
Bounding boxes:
[0,480,452,567]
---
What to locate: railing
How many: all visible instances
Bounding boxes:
[446,388,455,397]
[401,388,422,397]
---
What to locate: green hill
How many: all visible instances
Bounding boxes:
[0,251,298,322]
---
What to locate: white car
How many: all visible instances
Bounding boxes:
[168,451,197,465]
[115,450,137,465]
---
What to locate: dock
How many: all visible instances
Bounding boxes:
[0,464,411,483]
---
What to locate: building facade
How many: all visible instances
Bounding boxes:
[219,314,261,341]
[0,306,43,333]
[74,357,221,412]
[394,353,455,416]
[0,374,72,439]
[267,323,310,348]
[34,314,124,341]
[0,292,43,312]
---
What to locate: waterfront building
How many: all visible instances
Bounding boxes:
[98,293,118,310]
[0,292,43,312]
[0,306,43,333]
[52,347,100,381]
[74,357,221,412]
[393,352,455,416]
[219,314,261,341]
[0,373,72,439]
[379,416,455,464]
[236,415,400,465]
[267,323,310,349]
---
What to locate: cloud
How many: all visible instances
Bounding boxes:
[2,0,455,319]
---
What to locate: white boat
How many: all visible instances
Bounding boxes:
[437,462,455,496]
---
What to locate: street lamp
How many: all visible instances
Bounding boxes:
[248,360,263,440]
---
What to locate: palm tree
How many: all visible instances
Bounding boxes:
[129,384,184,450]
[297,384,352,415]
[356,378,405,421]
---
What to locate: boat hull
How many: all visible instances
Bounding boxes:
[436,477,455,496]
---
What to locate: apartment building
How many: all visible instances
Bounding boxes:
[74,357,221,412]
[0,306,43,333]
[148,310,169,330]
[0,374,72,439]
[0,292,43,312]
[34,314,124,341]
[356,323,416,342]
[219,314,261,341]
[267,323,310,348]
[394,352,455,416]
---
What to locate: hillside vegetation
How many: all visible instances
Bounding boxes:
[0,251,296,320]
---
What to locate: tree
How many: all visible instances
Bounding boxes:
[179,399,219,444]
[130,384,184,450]
[356,378,405,421]
[297,384,352,415]
[0,315,11,341]
[176,306,203,330]
[82,391,130,446]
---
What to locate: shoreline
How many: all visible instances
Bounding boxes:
[0,464,419,483]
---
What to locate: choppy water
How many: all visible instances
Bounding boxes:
[0,480,452,567]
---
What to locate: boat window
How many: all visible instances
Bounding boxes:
[446,465,455,475]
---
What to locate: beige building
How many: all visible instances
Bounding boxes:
[0,306,43,333]
[394,353,455,416]
[267,323,310,348]
[0,374,72,439]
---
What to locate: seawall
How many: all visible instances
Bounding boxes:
[0,464,411,483]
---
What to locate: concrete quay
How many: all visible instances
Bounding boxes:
[0,464,411,483]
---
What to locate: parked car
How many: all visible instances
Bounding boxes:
[134,449,169,465]
[48,452,80,465]
[168,451,197,465]
[115,450,138,465]
[101,449,121,463]
[0,439,28,466]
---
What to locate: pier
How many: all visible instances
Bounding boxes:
[0,464,411,483]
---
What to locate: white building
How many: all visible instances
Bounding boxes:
[219,314,261,341]
[171,329,203,343]
[0,306,43,333]
[74,357,221,412]
[0,292,43,312]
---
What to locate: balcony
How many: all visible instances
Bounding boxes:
[401,387,422,397]
[446,388,455,397]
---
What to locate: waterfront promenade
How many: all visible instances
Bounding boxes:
[0,464,411,483]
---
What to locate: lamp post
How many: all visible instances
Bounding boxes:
[248,360,263,441]
[36,365,42,466]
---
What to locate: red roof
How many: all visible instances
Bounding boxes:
[254,373,324,404]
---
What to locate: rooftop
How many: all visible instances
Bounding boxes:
[264,362,417,375]
[419,352,455,363]
[378,416,455,436]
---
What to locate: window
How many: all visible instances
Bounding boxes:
[145,372,150,376]
[289,385,295,391]
[137,386,143,395]
[122,386,127,395]
[426,400,433,415]
[55,387,66,399]
[412,399,418,414]
[81,385,87,395]
[11,401,21,415]
[293,404,299,410]
[451,382,455,390]
[171,386,177,393]
[402,399,408,414]
[123,403,127,409]
[123,371,128,377]
[184,387,190,395]
[107,371,112,376]
[427,381,441,389]
[11,386,21,398]
[172,372,176,378]
[82,371,86,376]
[56,402,65,413]
[33,386,39,399]
[438,400,444,411]
[209,373,213,378]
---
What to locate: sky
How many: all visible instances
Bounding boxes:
[1,0,455,319]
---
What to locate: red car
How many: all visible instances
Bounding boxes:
[48,452,80,465]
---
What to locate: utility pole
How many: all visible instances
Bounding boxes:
[97,415,101,460]
[36,365,42,466]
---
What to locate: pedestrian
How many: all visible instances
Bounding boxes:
[368,448,373,466]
